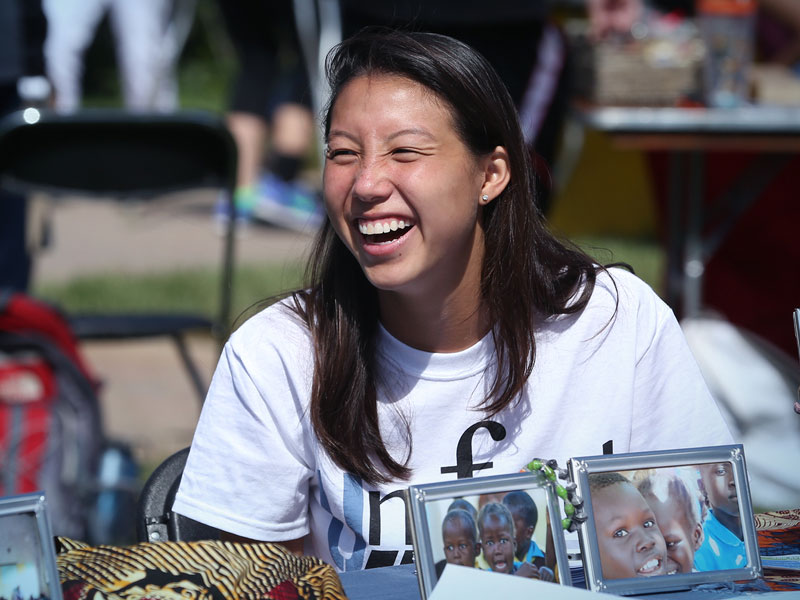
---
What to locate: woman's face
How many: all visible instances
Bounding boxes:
[323,74,494,304]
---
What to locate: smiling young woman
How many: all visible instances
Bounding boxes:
[322,73,509,352]
[172,29,733,571]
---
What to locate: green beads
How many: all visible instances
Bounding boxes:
[527,459,543,471]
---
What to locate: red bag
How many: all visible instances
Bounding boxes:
[0,290,103,539]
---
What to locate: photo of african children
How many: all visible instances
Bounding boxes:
[428,488,557,583]
[588,461,744,580]
[0,513,52,600]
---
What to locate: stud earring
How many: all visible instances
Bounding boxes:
[481,194,489,202]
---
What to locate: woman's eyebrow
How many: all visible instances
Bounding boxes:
[387,128,436,141]
[327,129,358,142]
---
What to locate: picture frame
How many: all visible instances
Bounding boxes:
[568,444,761,596]
[407,471,572,600]
[0,492,63,600]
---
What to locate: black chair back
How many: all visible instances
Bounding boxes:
[136,447,219,542]
[0,108,239,403]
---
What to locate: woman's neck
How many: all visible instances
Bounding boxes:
[378,286,490,353]
[376,222,489,352]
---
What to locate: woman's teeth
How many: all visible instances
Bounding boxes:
[358,219,410,235]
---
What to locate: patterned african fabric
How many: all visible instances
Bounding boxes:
[755,509,800,592]
[56,537,348,600]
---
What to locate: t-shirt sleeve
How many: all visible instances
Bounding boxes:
[624,274,735,451]
[172,304,316,541]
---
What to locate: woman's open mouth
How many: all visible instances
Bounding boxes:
[357,218,415,245]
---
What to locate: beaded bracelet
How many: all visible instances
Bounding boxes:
[523,458,588,533]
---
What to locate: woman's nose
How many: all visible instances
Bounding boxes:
[353,157,392,203]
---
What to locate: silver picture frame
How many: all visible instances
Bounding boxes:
[568,444,761,595]
[0,492,63,600]
[407,471,572,599]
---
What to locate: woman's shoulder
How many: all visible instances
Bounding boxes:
[568,266,674,338]
[227,295,312,354]
[590,266,668,316]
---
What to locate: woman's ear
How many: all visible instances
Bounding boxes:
[479,146,510,205]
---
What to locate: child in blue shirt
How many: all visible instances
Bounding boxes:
[476,502,553,580]
[693,462,745,571]
[502,491,547,568]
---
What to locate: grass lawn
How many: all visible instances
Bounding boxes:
[34,236,665,325]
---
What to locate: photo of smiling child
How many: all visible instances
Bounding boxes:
[694,462,745,570]
[476,502,554,580]
[633,469,705,575]
[588,472,667,579]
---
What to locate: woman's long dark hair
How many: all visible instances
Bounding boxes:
[292,29,600,485]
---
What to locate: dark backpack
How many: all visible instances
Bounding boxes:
[0,290,118,540]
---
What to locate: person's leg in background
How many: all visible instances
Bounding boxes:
[214,0,280,221]
[250,24,320,232]
[108,0,179,112]
[215,0,321,231]
[42,0,108,112]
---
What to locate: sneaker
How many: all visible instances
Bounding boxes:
[213,187,256,236]
[251,172,326,234]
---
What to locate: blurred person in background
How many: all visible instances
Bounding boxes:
[42,0,194,112]
[0,0,48,290]
[215,0,324,233]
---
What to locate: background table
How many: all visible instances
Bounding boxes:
[574,106,800,319]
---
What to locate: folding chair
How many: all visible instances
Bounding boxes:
[0,108,238,404]
[136,446,219,542]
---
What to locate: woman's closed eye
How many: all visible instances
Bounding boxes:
[325,147,357,162]
[390,147,432,162]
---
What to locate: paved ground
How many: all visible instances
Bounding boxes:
[31,191,315,468]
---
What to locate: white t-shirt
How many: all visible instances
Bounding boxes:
[173,268,733,571]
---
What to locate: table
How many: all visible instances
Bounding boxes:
[337,564,791,599]
[338,509,800,599]
[574,105,800,318]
